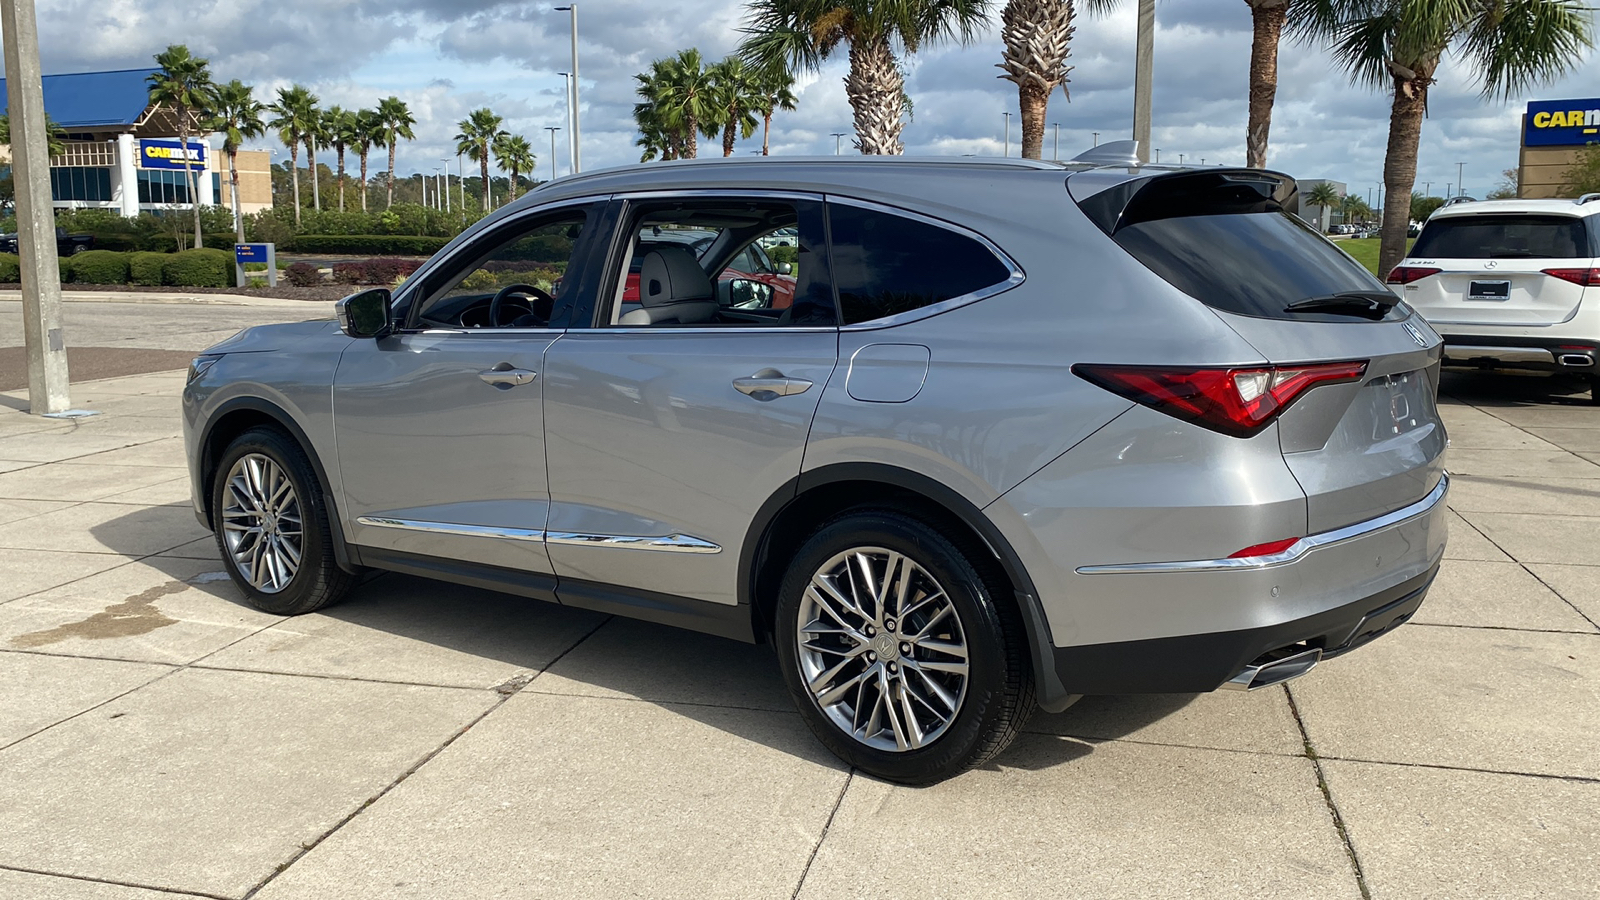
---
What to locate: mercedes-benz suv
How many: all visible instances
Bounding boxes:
[184,156,1449,784]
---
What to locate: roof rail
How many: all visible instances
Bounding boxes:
[1578,193,1600,205]
[1440,196,1477,207]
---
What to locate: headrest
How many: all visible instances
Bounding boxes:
[639,246,714,307]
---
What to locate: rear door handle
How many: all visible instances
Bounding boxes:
[733,369,814,397]
[479,366,537,386]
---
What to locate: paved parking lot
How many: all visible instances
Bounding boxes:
[1,297,1597,899]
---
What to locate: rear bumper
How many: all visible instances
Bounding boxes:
[1440,334,1599,374]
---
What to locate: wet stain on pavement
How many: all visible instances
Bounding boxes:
[10,581,186,648]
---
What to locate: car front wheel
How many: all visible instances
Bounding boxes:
[774,509,1034,785]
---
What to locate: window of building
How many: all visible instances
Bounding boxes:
[826,203,1015,326]
[138,170,194,205]
[49,166,113,202]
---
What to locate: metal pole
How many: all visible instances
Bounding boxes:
[554,6,580,173]
[1092,131,1099,147]
[545,127,560,181]
[442,158,452,212]
[1051,123,1059,161]
[559,73,573,173]
[1002,112,1011,158]
[1456,162,1464,197]
[1154,149,1160,163]
[831,132,846,155]
[1423,181,1431,198]
[2,0,71,414]
[458,156,465,210]
[1131,0,1155,164]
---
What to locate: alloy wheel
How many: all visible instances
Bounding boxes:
[220,453,303,594]
[796,547,970,752]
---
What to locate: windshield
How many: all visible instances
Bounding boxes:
[1409,214,1594,260]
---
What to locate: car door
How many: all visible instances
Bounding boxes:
[541,193,839,610]
[332,203,602,580]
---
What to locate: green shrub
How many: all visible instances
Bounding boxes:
[768,244,799,267]
[284,262,323,287]
[59,256,73,283]
[128,252,166,286]
[67,250,131,285]
[286,234,450,256]
[163,248,231,288]
[0,253,19,283]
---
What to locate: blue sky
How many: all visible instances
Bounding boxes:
[13,0,1600,198]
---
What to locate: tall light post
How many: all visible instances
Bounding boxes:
[1456,161,1465,197]
[1154,148,1160,163]
[1092,131,1100,147]
[1132,0,1155,164]
[553,5,580,172]
[433,167,443,209]
[441,158,452,213]
[457,155,465,210]
[1423,181,1431,198]
[1050,123,1060,161]
[545,126,561,182]
[831,132,847,155]
[558,72,573,172]
[1178,153,1184,165]
[1001,111,1011,158]
[2,0,70,414]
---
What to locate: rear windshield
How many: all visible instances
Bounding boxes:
[1114,211,1392,321]
[1410,215,1593,260]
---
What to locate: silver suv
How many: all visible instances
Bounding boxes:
[184,157,1449,784]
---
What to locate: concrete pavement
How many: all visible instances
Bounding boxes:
[1,301,1597,898]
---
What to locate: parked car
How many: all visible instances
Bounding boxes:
[1388,194,1600,397]
[0,226,94,256]
[185,158,1448,784]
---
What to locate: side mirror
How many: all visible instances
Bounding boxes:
[776,262,793,276]
[336,289,393,339]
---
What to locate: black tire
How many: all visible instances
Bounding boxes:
[773,508,1034,785]
[210,426,356,615]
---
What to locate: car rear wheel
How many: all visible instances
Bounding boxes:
[211,427,356,615]
[774,508,1034,785]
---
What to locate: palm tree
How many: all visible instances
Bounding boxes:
[1242,0,1294,168]
[634,99,676,162]
[208,80,265,242]
[997,0,1075,160]
[374,96,417,208]
[455,108,508,211]
[641,50,721,159]
[147,45,216,248]
[0,113,68,157]
[267,85,319,225]
[753,67,799,155]
[1298,0,1592,275]
[304,101,327,211]
[493,134,537,201]
[707,57,764,157]
[741,0,991,155]
[353,109,383,212]
[1304,180,1340,232]
[324,106,358,212]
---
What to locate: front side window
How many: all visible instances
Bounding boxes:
[827,203,1014,326]
[602,198,834,328]
[415,211,587,329]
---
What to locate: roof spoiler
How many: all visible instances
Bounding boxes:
[1074,168,1297,237]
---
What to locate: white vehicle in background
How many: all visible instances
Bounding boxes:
[1389,195,1600,397]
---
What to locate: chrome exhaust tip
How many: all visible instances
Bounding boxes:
[1222,646,1323,692]
[1558,354,1595,368]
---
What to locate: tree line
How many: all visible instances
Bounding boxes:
[635,0,1592,277]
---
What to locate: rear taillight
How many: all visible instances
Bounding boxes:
[1541,267,1600,287]
[1073,361,1369,438]
[1386,266,1441,285]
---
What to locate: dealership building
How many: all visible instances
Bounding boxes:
[0,67,272,217]
[1518,97,1599,198]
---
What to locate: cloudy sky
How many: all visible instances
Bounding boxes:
[17,0,1600,198]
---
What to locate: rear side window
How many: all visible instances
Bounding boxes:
[1079,170,1393,322]
[1410,215,1593,259]
[827,203,1014,325]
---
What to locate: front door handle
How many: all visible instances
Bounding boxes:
[479,366,537,387]
[733,368,814,398]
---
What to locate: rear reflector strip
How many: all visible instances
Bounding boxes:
[1076,473,1449,575]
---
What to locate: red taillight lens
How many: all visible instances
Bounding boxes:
[1229,537,1301,559]
[1541,267,1600,287]
[1386,266,1441,285]
[1073,361,1369,438]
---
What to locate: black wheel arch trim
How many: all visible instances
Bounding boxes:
[198,395,360,575]
[741,461,1075,713]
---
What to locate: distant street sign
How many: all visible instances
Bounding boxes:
[235,243,276,288]
[138,138,207,171]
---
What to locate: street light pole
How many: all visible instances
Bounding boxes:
[1456,161,1465,197]
[441,158,452,212]
[1050,123,1059,161]
[1002,111,1011,158]
[554,5,580,172]
[831,132,847,155]
[1154,148,1160,163]
[545,127,561,182]
[558,73,573,173]
[457,155,465,210]
[1092,131,1099,147]
[1,0,70,415]
[1131,0,1155,164]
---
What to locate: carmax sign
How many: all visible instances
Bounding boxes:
[1524,98,1600,147]
[139,138,208,170]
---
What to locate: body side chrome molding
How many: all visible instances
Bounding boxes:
[1076,473,1449,575]
[354,517,722,554]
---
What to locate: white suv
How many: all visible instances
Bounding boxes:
[1391,196,1600,393]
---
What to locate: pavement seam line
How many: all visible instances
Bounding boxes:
[1283,684,1372,900]
[1409,620,1600,636]
[237,613,616,900]
[0,863,232,899]
[1451,509,1600,631]
[1315,753,1600,785]
[0,520,225,608]
[790,770,853,900]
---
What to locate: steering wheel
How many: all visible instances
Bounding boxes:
[488,283,556,327]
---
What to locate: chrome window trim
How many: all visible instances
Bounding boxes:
[354,517,722,554]
[1076,473,1449,575]
[825,194,1027,332]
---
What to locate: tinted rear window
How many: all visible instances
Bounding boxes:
[1410,215,1593,259]
[828,204,1014,325]
[1113,211,1391,321]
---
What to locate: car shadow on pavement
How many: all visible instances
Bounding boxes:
[1440,370,1596,406]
